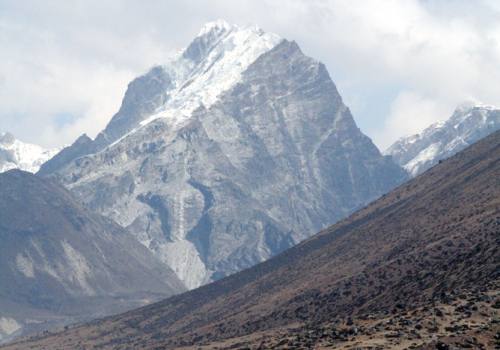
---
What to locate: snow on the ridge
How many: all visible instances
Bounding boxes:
[451,103,497,128]
[0,133,59,173]
[455,100,496,114]
[404,142,441,176]
[404,134,419,145]
[15,253,35,278]
[444,136,468,153]
[388,103,500,177]
[107,22,282,150]
[148,23,281,126]
[198,19,233,36]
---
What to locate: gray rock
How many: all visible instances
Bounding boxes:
[38,134,93,175]
[41,24,407,289]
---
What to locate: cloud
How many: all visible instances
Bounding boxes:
[372,91,451,148]
[1,0,500,149]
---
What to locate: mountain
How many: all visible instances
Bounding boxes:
[0,170,185,343]
[38,20,407,289]
[386,103,500,176]
[0,133,59,173]
[7,123,499,349]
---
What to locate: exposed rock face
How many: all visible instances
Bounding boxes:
[386,103,500,176]
[96,66,173,145]
[37,134,93,176]
[40,21,407,289]
[0,170,185,343]
[37,67,173,176]
[0,133,59,173]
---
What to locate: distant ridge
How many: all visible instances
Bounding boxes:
[0,133,59,173]
[387,103,500,176]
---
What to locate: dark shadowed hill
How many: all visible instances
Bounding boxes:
[4,131,499,349]
[0,170,185,343]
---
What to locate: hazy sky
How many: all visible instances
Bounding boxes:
[1,0,500,150]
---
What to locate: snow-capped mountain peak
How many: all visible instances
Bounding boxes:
[92,21,282,151]
[197,19,234,37]
[387,103,500,176]
[454,100,496,113]
[41,22,407,289]
[194,20,269,48]
[0,133,59,173]
[449,103,496,127]
[150,21,281,126]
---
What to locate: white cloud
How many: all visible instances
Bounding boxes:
[283,0,500,148]
[1,0,500,149]
[372,91,451,149]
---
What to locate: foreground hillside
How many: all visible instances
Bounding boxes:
[4,131,499,349]
[180,283,499,349]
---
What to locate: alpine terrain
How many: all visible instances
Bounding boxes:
[0,133,59,174]
[0,170,185,343]
[7,118,499,350]
[387,103,500,176]
[39,20,407,289]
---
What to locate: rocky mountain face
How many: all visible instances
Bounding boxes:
[0,133,58,173]
[9,126,500,350]
[0,170,185,343]
[386,104,500,176]
[39,20,407,289]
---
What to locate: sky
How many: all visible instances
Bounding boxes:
[1,0,500,150]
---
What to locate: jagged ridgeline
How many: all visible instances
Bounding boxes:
[0,133,59,173]
[386,103,500,176]
[39,20,407,289]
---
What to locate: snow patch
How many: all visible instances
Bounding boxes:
[106,22,281,150]
[157,239,208,290]
[0,317,21,337]
[404,142,441,176]
[198,19,233,36]
[444,136,468,153]
[27,239,95,295]
[61,241,95,295]
[0,133,59,173]
[15,253,35,278]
